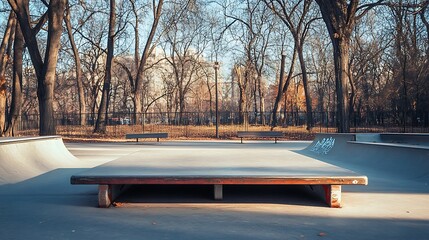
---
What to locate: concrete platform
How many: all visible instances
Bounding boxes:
[71,144,367,208]
[1,137,429,239]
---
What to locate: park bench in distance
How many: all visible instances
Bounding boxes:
[125,132,168,142]
[237,131,283,143]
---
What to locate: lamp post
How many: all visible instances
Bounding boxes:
[214,61,219,138]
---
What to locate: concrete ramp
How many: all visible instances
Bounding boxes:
[0,136,78,185]
[304,133,429,181]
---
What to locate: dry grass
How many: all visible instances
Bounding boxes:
[18,124,319,142]
[16,123,428,143]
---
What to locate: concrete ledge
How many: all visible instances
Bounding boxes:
[349,140,429,150]
[0,135,62,145]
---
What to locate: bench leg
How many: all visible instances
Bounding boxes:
[136,138,138,143]
[98,185,112,208]
[240,138,243,144]
[306,185,342,208]
[325,185,341,208]
[157,138,160,142]
[275,137,278,144]
[214,184,223,200]
[98,184,130,208]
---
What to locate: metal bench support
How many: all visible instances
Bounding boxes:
[214,184,223,200]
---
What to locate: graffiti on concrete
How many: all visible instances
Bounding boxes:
[310,137,335,154]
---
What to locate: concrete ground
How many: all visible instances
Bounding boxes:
[1,140,428,240]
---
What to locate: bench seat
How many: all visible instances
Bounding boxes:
[125,133,168,142]
[237,131,283,143]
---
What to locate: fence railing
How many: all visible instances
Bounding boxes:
[14,110,429,137]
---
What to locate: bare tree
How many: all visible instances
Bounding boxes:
[4,14,23,136]
[118,0,164,124]
[224,0,267,126]
[265,0,318,130]
[64,0,86,126]
[8,0,66,135]
[388,1,429,129]
[76,14,107,123]
[308,30,334,123]
[161,0,209,123]
[94,0,116,133]
[314,0,383,133]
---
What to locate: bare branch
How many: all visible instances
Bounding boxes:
[356,0,385,21]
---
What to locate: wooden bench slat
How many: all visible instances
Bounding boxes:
[237,131,283,143]
[125,133,168,142]
[237,131,283,137]
[71,176,368,185]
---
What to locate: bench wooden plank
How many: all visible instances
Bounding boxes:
[71,176,367,185]
[237,131,283,143]
[125,133,168,142]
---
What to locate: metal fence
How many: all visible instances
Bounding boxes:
[14,110,429,137]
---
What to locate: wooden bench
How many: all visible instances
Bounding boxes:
[237,131,283,143]
[71,149,367,208]
[125,133,168,142]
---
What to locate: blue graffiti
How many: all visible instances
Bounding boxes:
[310,137,335,154]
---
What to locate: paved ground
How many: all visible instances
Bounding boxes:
[1,140,428,239]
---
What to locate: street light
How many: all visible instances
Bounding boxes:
[214,61,219,138]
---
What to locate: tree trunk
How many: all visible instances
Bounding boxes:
[297,44,313,130]
[179,89,185,124]
[9,0,66,136]
[333,39,351,133]
[0,11,16,136]
[253,76,258,123]
[271,54,286,128]
[4,21,23,137]
[94,0,115,133]
[206,76,213,124]
[315,0,359,133]
[0,75,6,135]
[0,76,5,135]
[38,0,66,135]
[133,91,142,125]
[257,74,265,125]
[65,1,86,126]
[238,85,247,126]
[348,69,356,126]
[235,66,248,126]
[272,48,297,128]
[132,0,163,125]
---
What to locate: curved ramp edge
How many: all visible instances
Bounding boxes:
[0,136,79,185]
[303,133,429,181]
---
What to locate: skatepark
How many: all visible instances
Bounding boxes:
[0,134,428,239]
